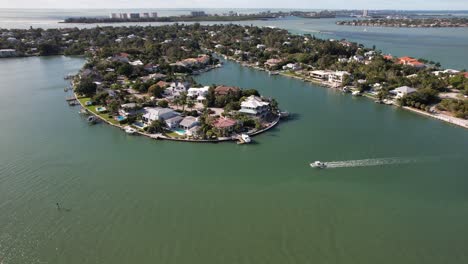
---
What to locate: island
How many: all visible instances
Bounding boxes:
[336,17,468,28]
[62,11,281,24]
[1,24,467,131]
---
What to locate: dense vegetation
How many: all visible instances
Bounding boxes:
[1,23,467,119]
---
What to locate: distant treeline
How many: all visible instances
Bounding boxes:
[62,15,277,24]
[337,17,468,28]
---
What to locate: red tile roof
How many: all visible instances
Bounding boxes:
[463,72,468,78]
[215,85,240,96]
[156,81,169,87]
[212,117,237,129]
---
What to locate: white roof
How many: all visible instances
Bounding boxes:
[393,86,417,94]
[241,96,269,108]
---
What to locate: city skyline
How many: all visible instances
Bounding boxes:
[1,0,468,10]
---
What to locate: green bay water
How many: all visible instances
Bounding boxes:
[1,56,468,263]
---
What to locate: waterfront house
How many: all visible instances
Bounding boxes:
[328,71,351,84]
[179,116,200,130]
[282,63,301,71]
[397,56,426,68]
[165,116,184,129]
[264,58,283,69]
[119,103,144,117]
[390,86,417,98]
[186,125,201,137]
[310,70,333,80]
[0,49,17,57]
[214,86,241,96]
[142,107,179,124]
[212,117,237,136]
[239,95,270,118]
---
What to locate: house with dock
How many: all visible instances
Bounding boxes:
[239,96,270,118]
[390,86,417,98]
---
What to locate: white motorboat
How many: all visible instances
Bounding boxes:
[352,91,361,96]
[240,134,251,144]
[311,161,327,169]
[124,126,137,135]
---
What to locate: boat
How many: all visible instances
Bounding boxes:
[352,91,361,96]
[310,161,327,169]
[269,71,279,75]
[124,126,137,135]
[279,111,290,119]
[79,108,88,115]
[237,134,252,144]
[87,116,97,124]
[342,86,350,93]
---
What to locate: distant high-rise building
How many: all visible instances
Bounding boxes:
[150,12,158,18]
[121,13,129,19]
[363,10,369,17]
[110,13,119,19]
[129,13,140,19]
[191,11,206,17]
[142,13,150,18]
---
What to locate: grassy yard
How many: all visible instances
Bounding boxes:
[77,97,119,125]
[165,131,186,139]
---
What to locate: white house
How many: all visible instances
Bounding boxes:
[328,71,351,84]
[282,63,301,71]
[390,86,417,98]
[187,86,210,98]
[351,55,364,62]
[239,96,270,118]
[164,82,189,98]
[179,116,200,130]
[129,60,144,66]
[165,116,183,129]
[256,44,266,49]
[0,49,17,57]
[142,107,179,124]
[310,70,333,80]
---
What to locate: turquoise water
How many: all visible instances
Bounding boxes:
[116,116,126,122]
[174,129,186,135]
[1,55,467,264]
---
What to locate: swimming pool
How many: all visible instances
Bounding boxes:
[95,106,107,112]
[174,129,186,135]
[133,121,147,129]
[115,115,126,122]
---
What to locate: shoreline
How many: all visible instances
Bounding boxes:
[73,90,281,143]
[220,55,468,130]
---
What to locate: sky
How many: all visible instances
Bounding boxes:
[0,0,467,10]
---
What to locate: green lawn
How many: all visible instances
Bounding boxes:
[166,131,186,139]
[78,97,119,125]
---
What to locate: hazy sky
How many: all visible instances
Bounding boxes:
[1,0,467,10]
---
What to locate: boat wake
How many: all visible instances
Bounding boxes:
[320,157,436,169]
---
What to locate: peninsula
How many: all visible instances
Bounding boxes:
[1,24,467,131]
[336,17,468,28]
